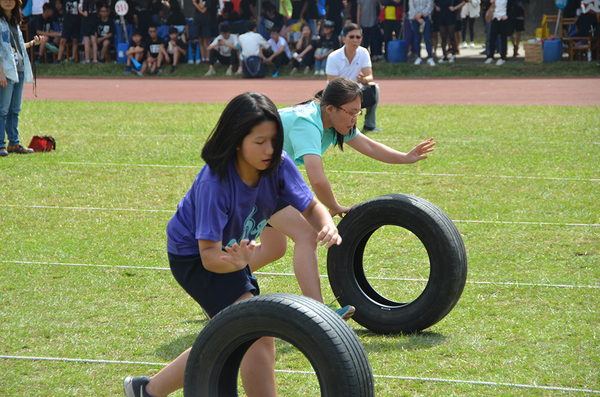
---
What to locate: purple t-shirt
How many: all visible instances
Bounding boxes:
[166,151,314,256]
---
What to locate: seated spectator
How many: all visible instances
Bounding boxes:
[145,25,166,74]
[262,1,290,39]
[326,23,380,132]
[313,19,340,75]
[32,3,60,63]
[291,23,316,74]
[237,20,270,75]
[95,5,116,62]
[262,26,291,77]
[164,26,187,73]
[217,1,241,24]
[205,23,239,76]
[126,30,148,74]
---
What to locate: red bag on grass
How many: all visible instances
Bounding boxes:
[28,136,56,152]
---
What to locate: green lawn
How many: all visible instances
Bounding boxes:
[0,101,598,396]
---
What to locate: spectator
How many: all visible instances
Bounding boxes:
[148,0,163,26]
[291,23,316,74]
[50,0,64,51]
[145,25,166,74]
[262,1,290,39]
[125,30,147,74]
[325,0,344,37]
[326,23,380,132]
[95,5,115,62]
[0,5,43,156]
[133,0,152,39]
[205,22,239,76]
[263,26,291,77]
[122,92,341,397]
[508,0,524,56]
[237,20,271,75]
[165,0,187,26]
[56,0,81,62]
[240,0,258,21]
[164,26,186,73]
[32,3,59,63]
[357,0,382,61]
[460,0,480,48]
[430,3,440,57]
[313,19,339,74]
[485,0,509,65]
[409,0,436,66]
[218,1,241,24]
[434,0,465,63]
[381,0,403,62]
[79,0,98,63]
[193,0,218,64]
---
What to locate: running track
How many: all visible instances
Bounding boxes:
[24,77,600,106]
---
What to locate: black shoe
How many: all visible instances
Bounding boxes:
[170,66,177,73]
[123,376,151,397]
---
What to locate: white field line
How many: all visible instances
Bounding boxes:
[0,355,598,394]
[54,161,600,182]
[0,204,597,227]
[2,261,599,290]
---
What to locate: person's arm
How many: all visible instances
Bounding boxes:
[207,37,219,50]
[298,42,314,58]
[450,1,466,11]
[357,2,361,26]
[346,134,435,164]
[300,198,342,247]
[303,154,355,217]
[200,239,257,273]
[193,0,207,13]
[356,65,374,85]
[25,35,43,49]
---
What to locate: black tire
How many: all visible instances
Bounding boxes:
[327,194,468,334]
[183,293,375,397]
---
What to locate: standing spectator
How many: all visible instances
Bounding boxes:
[485,0,509,65]
[145,25,165,74]
[508,0,524,56]
[79,0,98,63]
[460,0,479,48]
[165,0,186,26]
[164,26,186,73]
[263,26,291,77]
[125,30,147,74]
[357,0,381,61]
[240,0,258,21]
[0,2,43,156]
[56,0,81,62]
[133,0,152,39]
[435,0,464,63]
[313,19,339,74]
[205,22,239,76]
[430,3,440,57]
[148,0,163,25]
[32,3,59,63]
[95,5,115,62]
[290,23,316,74]
[218,1,241,24]
[237,20,270,75]
[409,0,436,66]
[192,0,216,64]
[381,0,403,62]
[326,23,380,132]
[325,0,344,37]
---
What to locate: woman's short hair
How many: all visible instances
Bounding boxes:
[201,92,284,181]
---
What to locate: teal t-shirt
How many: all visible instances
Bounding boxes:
[279,101,358,166]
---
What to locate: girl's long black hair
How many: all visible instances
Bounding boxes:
[201,92,284,181]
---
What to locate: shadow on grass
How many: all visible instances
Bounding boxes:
[154,317,209,361]
[354,329,447,353]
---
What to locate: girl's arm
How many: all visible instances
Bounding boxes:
[303,154,354,217]
[298,42,314,58]
[301,198,342,248]
[0,61,6,89]
[199,239,257,273]
[346,134,435,164]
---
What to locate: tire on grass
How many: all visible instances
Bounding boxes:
[183,293,375,397]
[327,194,468,334]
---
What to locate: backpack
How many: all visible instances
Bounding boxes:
[242,56,266,78]
[28,136,56,152]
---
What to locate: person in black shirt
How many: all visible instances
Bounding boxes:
[33,3,60,63]
[96,5,116,62]
[56,0,81,62]
[145,25,166,74]
[79,0,98,63]
[164,26,187,72]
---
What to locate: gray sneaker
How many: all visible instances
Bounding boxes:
[123,376,150,397]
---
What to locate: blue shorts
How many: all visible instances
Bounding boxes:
[169,252,259,318]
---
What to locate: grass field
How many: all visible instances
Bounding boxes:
[0,101,598,396]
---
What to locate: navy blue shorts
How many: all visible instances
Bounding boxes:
[169,252,259,318]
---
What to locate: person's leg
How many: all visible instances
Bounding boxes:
[251,206,323,302]
[499,19,508,60]
[364,84,379,130]
[447,24,457,56]
[0,83,14,148]
[469,18,475,43]
[424,17,433,59]
[91,35,98,61]
[83,36,91,62]
[439,25,448,58]
[487,19,498,59]
[6,73,24,147]
[240,336,277,397]
[411,20,422,59]
[461,18,468,45]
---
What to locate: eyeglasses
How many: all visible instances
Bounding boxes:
[337,106,362,119]
[346,35,362,40]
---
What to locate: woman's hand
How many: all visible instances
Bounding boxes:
[0,73,6,89]
[220,239,257,270]
[329,204,355,219]
[316,224,342,249]
[405,137,436,163]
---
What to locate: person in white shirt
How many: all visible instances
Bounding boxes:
[326,23,380,132]
[262,27,291,77]
[484,0,509,65]
[205,23,239,76]
[237,20,270,75]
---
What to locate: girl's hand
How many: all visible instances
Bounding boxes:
[316,224,342,249]
[406,137,436,163]
[329,204,355,218]
[33,35,43,46]
[0,74,6,89]
[221,239,257,270]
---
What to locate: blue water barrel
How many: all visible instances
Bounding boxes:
[117,42,128,64]
[543,39,562,62]
[388,40,408,63]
